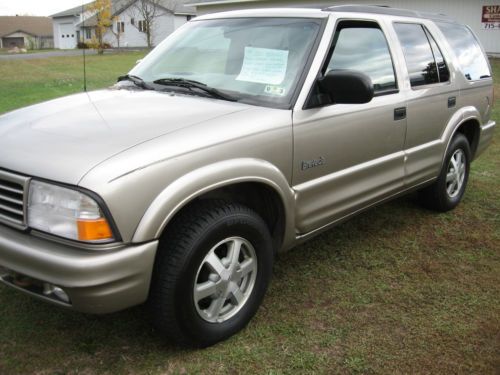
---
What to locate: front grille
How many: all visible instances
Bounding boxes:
[0,170,30,230]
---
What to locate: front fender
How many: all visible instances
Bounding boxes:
[131,158,296,248]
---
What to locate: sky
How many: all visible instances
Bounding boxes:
[0,0,91,16]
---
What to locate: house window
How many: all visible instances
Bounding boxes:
[138,20,148,33]
[85,28,91,39]
[116,21,125,33]
[130,18,135,26]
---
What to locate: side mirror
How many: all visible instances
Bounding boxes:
[318,70,374,104]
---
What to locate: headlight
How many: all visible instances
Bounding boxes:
[28,181,114,243]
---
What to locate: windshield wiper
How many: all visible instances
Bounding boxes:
[117,74,154,90]
[153,78,238,102]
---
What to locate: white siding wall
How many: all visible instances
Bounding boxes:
[195,0,500,53]
[174,15,189,29]
[103,6,181,47]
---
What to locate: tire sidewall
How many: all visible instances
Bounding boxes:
[174,210,273,346]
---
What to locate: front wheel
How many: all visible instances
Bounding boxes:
[148,200,274,347]
[420,133,471,212]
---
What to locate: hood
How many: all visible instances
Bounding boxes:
[0,89,251,184]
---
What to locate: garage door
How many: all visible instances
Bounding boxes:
[59,23,76,49]
[2,37,24,49]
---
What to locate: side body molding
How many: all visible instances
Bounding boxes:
[132,158,296,249]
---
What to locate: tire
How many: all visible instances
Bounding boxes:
[420,133,471,212]
[148,200,274,347]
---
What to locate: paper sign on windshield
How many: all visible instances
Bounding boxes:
[237,47,289,85]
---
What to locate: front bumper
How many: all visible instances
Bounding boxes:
[0,224,158,314]
[475,120,496,159]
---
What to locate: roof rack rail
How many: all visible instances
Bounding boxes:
[323,5,455,22]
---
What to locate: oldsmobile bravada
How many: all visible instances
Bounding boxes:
[0,6,495,346]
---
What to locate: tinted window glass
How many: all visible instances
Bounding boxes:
[132,18,322,109]
[394,23,439,87]
[326,23,397,93]
[436,22,491,80]
[424,28,450,82]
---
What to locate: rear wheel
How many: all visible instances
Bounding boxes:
[420,133,471,212]
[148,200,273,347]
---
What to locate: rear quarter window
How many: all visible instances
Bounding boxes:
[394,23,442,87]
[436,22,491,81]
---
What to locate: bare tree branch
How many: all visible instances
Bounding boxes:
[129,0,173,48]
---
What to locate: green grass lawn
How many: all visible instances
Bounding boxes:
[0,51,147,114]
[0,54,498,374]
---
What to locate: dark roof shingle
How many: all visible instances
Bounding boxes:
[50,2,93,18]
[75,0,196,27]
[0,16,53,38]
[186,0,262,5]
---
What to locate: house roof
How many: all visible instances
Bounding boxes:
[0,16,53,38]
[75,0,134,27]
[59,0,195,27]
[186,0,263,6]
[50,2,93,18]
[173,5,197,15]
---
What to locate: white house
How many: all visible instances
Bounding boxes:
[51,0,196,49]
[187,0,500,55]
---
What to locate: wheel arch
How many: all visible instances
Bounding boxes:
[132,159,296,252]
[442,107,482,165]
[453,118,481,160]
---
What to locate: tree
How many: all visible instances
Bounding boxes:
[86,0,114,54]
[130,0,171,48]
[111,19,123,51]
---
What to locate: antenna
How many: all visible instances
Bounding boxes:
[82,2,87,92]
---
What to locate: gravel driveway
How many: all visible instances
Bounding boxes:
[0,50,99,60]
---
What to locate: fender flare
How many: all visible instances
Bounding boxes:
[132,158,296,247]
[440,106,481,168]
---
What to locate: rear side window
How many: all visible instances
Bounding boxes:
[436,22,491,81]
[325,21,397,93]
[424,28,450,82]
[394,23,449,87]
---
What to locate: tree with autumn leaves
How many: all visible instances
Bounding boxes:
[85,0,169,52]
[86,0,115,54]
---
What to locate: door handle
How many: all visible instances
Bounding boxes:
[394,107,406,121]
[448,96,456,108]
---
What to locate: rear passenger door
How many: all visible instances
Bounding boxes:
[392,22,458,186]
[292,19,407,234]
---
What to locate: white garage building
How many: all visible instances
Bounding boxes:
[51,0,195,49]
[187,0,500,55]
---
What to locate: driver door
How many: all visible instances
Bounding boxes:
[292,19,407,234]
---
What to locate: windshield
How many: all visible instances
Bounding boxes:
[129,17,323,108]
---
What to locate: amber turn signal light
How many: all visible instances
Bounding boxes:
[77,218,113,242]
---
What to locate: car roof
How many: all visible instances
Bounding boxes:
[195,5,457,23]
[325,5,455,23]
[196,8,329,20]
